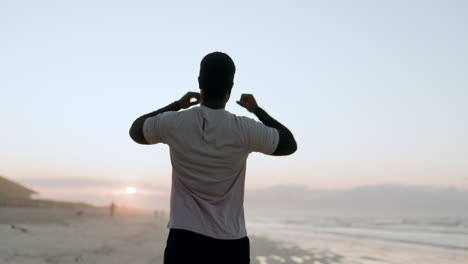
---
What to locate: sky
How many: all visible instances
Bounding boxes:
[1,0,468,205]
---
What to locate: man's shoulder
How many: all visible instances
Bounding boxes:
[223,111,260,128]
[223,110,255,123]
[154,110,180,121]
[176,106,200,117]
[162,106,202,123]
[174,107,258,125]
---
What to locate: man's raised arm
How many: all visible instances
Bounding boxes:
[237,94,297,156]
[129,92,200,144]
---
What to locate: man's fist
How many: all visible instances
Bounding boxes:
[178,92,201,109]
[236,94,258,113]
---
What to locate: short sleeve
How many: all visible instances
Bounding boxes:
[242,117,280,154]
[143,112,175,144]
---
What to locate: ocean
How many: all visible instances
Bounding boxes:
[246,215,468,251]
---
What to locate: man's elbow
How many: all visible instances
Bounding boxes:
[129,121,149,145]
[282,130,297,155]
[129,126,140,144]
[289,140,298,155]
[284,139,297,156]
[272,138,297,156]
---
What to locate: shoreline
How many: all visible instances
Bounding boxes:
[248,225,468,264]
[1,207,467,264]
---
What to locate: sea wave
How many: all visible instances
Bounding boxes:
[247,216,468,250]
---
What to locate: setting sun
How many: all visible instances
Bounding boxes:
[124,186,137,194]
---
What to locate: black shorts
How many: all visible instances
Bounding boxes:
[164,228,250,264]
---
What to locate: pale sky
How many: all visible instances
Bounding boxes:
[1,0,468,198]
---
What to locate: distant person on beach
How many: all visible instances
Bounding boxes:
[129,52,297,264]
[110,201,115,217]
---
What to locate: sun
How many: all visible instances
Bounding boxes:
[124,186,137,194]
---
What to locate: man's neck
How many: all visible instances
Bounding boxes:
[201,99,226,110]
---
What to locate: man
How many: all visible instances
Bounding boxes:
[129,52,297,264]
[109,201,115,217]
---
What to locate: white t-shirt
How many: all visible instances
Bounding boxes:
[143,105,279,239]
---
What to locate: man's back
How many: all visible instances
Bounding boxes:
[143,105,279,239]
[129,52,296,263]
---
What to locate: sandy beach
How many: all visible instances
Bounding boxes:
[1,207,467,264]
[0,207,168,264]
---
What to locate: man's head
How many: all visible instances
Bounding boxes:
[198,52,236,101]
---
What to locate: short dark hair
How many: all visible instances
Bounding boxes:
[199,52,236,99]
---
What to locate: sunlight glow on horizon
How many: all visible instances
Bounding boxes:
[125,186,137,195]
[111,186,138,195]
